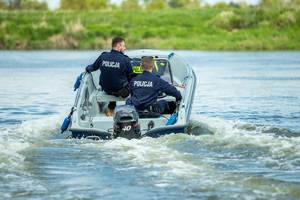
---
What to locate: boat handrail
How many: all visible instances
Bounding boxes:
[73,71,86,108]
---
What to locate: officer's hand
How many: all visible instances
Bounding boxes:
[158,91,164,97]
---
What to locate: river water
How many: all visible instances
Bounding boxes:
[0,50,299,199]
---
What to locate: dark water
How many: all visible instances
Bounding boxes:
[0,50,299,199]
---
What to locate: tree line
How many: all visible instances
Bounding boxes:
[0,0,299,11]
[0,0,48,10]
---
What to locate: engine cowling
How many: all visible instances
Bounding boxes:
[113,105,141,139]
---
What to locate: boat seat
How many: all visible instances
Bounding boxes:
[96,91,127,102]
[137,110,161,118]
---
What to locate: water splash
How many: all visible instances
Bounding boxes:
[1,111,300,199]
[0,113,65,173]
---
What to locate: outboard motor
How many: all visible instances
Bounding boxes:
[113,105,141,139]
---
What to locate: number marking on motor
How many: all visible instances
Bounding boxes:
[122,126,132,131]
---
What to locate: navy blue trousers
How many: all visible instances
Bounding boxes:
[126,98,169,114]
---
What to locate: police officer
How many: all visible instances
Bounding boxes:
[86,37,134,116]
[126,56,182,114]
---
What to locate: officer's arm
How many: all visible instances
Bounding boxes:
[158,79,182,100]
[86,55,102,72]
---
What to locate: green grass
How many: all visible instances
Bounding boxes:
[0,8,299,50]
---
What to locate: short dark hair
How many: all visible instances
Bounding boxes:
[141,56,154,71]
[112,37,125,48]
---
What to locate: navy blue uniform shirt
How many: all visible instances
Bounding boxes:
[130,71,182,110]
[86,50,134,92]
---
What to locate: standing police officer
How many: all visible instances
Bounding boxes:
[126,56,182,114]
[86,37,134,116]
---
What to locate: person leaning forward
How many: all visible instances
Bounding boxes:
[86,37,134,116]
[126,56,182,115]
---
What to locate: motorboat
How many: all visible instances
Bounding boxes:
[61,49,196,140]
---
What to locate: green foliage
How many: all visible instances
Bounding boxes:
[169,0,188,8]
[238,2,249,8]
[259,0,286,8]
[12,0,22,10]
[289,0,300,5]
[228,1,249,8]
[0,0,8,9]
[210,11,239,30]
[278,11,297,26]
[168,0,201,8]
[121,0,142,11]
[60,0,88,10]
[86,24,111,38]
[213,2,228,9]
[146,0,167,10]
[0,0,48,10]
[0,8,299,50]
[21,0,48,10]
[87,0,108,10]
[60,0,109,10]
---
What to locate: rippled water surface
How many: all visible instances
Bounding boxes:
[0,50,299,199]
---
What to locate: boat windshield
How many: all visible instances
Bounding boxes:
[130,58,173,84]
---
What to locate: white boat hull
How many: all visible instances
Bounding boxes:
[66,50,196,140]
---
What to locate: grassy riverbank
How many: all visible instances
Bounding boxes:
[0,8,299,50]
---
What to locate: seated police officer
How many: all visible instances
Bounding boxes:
[86,37,134,116]
[126,56,182,115]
